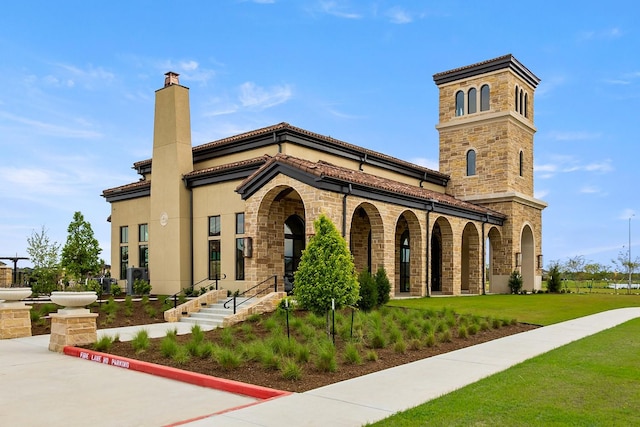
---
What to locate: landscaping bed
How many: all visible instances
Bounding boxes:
[86,306,537,393]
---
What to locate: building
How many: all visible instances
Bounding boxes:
[103,54,547,297]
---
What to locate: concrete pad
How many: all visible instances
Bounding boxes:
[0,333,256,427]
[98,321,215,341]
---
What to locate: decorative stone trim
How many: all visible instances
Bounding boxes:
[0,305,32,339]
[222,292,287,327]
[48,312,98,352]
[163,289,227,323]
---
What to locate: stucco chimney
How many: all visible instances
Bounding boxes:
[164,71,180,87]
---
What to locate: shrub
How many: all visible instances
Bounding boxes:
[393,339,407,354]
[343,342,362,365]
[425,332,436,347]
[357,269,378,311]
[94,335,114,352]
[369,327,387,349]
[216,347,242,370]
[110,283,122,296]
[508,270,523,294]
[133,278,151,295]
[160,337,179,358]
[366,350,378,362]
[172,347,191,365]
[190,324,205,344]
[131,329,150,353]
[458,325,468,339]
[439,329,452,343]
[294,214,359,315]
[547,262,562,293]
[374,266,391,306]
[315,341,337,373]
[280,359,303,380]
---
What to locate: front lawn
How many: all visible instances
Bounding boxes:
[389,293,640,325]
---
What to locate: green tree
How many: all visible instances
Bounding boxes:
[374,266,391,306]
[357,269,378,311]
[508,270,523,294]
[612,248,640,293]
[294,214,359,315]
[546,261,562,293]
[26,225,61,293]
[61,211,102,281]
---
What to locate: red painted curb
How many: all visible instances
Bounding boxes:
[63,346,291,400]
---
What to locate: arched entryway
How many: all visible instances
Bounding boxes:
[394,211,422,295]
[485,226,503,293]
[254,185,306,292]
[431,217,453,294]
[521,224,535,291]
[350,203,384,275]
[461,222,481,294]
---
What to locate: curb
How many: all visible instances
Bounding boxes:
[63,346,291,400]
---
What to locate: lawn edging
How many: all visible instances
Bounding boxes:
[63,346,291,400]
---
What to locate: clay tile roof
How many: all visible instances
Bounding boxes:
[183,155,270,178]
[240,154,505,218]
[102,179,150,196]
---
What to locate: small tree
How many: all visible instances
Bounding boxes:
[61,211,102,281]
[508,270,523,294]
[374,266,391,306]
[357,269,378,311]
[547,262,562,293]
[26,225,61,294]
[294,214,359,315]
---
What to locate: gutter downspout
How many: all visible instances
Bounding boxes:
[342,184,352,238]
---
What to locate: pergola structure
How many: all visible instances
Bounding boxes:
[0,256,29,286]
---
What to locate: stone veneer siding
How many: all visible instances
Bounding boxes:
[0,306,32,339]
[48,312,98,352]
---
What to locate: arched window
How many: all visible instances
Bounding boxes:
[466,149,476,176]
[515,86,519,112]
[524,93,528,118]
[400,230,410,292]
[480,84,490,111]
[468,88,477,114]
[455,91,464,116]
[519,150,524,177]
[519,89,524,116]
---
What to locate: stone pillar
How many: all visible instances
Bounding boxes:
[48,311,98,352]
[0,305,32,339]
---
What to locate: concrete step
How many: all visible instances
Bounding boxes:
[179,316,223,328]
[178,297,253,328]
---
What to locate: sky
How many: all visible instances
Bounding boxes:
[0,0,639,272]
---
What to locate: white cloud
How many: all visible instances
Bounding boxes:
[319,1,361,19]
[534,156,613,178]
[157,59,216,84]
[548,131,602,141]
[239,82,292,110]
[619,209,636,220]
[386,7,413,24]
[535,75,565,97]
[578,27,623,42]
[534,189,549,199]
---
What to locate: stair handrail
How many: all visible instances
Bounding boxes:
[165,274,225,309]
[223,275,278,314]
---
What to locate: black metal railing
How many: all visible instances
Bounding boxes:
[223,275,278,314]
[165,275,225,310]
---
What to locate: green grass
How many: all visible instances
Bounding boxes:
[371,318,640,426]
[388,293,640,325]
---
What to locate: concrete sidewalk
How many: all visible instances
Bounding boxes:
[1,308,639,426]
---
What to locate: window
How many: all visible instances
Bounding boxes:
[455,90,464,116]
[467,88,477,114]
[466,149,476,176]
[120,226,128,244]
[235,238,245,280]
[524,93,528,118]
[236,213,245,234]
[139,245,148,268]
[209,215,220,236]
[480,84,490,111]
[138,223,148,242]
[515,85,520,112]
[284,215,305,283]
[209,240,221,280]
[235,212,245,280]
[519,89,524,116]
[519,151,524,177]
[119,246,128,280]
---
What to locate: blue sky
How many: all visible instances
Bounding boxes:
[0,0,638,272]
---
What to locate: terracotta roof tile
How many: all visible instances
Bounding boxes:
[102,179,150,196]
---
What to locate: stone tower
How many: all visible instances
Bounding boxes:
[433,55,547,291]
[148,72,194,295]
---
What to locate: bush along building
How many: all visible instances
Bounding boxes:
[102,54,546,297]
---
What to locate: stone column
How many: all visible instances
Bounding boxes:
[0,304,32,339]
[48,310,98,352]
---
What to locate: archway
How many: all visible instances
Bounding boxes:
[394,211,422,295]
[461,222,481,293]
[350,203,384,275]
[485,227,503,293]
[431,217,453,294]
[521,224,535,291]
[254,185,306,291]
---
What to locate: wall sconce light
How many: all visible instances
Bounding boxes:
[515,252,522,267]
[243,237,253,258]
[537,254,544,269]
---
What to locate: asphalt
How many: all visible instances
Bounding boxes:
[1,307,639,427]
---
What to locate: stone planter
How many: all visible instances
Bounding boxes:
[0,287,32,307]
[50,291,97,314]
